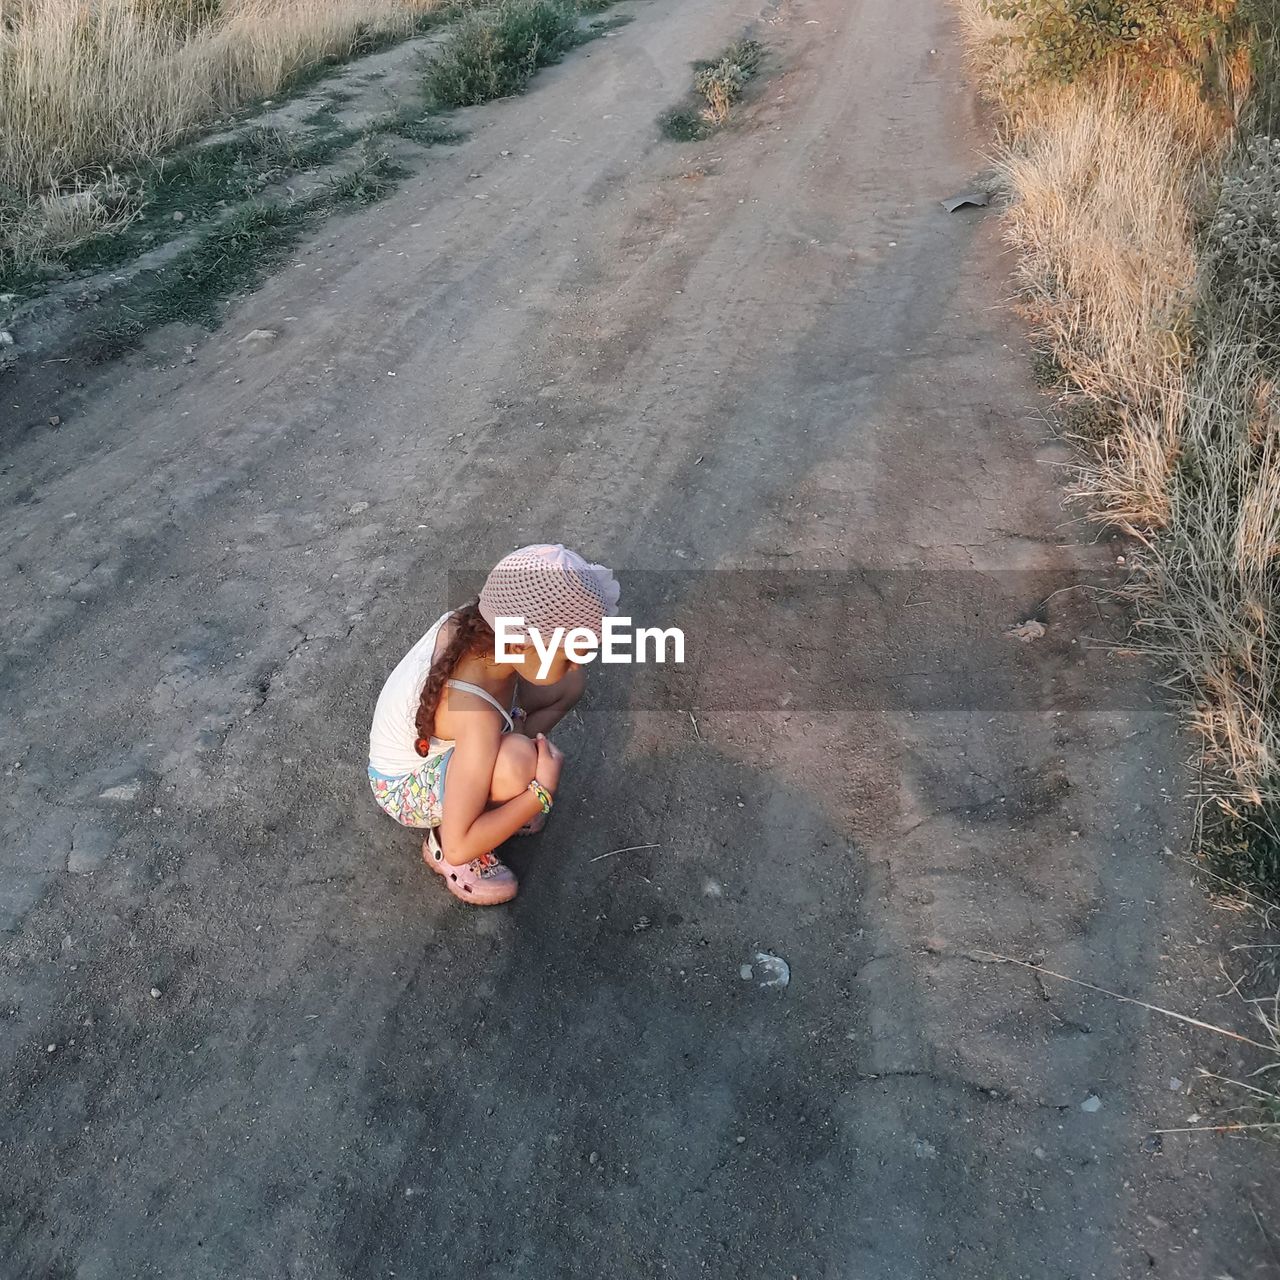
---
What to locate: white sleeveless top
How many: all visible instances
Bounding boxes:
[368,611,515,778]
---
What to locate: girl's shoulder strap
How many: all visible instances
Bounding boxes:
[444,679,515,733]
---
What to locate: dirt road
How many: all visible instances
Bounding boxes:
[1,0,1274,1275]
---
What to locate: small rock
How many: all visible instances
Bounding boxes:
[47,415,60,427]
[1080,1094,1102,1113]
[751,951,790,988]
[0,331,13,346]
[46,1044,57,1054]
[238,328,278,346]
[735,1135,746,1144]
[1168,1077,1182,1091]
[172,211,185,223]
[912,1138,938,1159]
[99,781,140,802]
[348,501,369,515]
[149,988,162,1000]
[738,963,754,980]
[588,1151,598,1165]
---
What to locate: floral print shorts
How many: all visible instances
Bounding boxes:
[368,750,452,829]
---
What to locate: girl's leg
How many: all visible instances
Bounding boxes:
[517,666,586,737]
[487,733,539,802]
[423,736,535,904]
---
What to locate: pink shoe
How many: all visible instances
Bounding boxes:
[423,829,518,906]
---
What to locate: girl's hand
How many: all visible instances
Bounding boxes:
[534,733,564,792]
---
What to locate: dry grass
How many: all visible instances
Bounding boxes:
[995,72,1223,421]
[997,71,1227,539]
[1128,335,1280,807]
[0,0,444,202]
[951,0,1026,107]
[953,0,1280,829]
[2,173,142,270]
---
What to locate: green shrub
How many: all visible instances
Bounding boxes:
[987,0,1227,88]
[425,0,581,108]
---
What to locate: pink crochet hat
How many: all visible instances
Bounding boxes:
[478,544,621,640]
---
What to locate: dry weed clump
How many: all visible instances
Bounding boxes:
[658,37,763,142]
[693,40,761,125]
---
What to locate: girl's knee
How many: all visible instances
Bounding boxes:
[491,733,537,801]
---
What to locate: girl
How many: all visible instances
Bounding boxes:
[368,544,620,905]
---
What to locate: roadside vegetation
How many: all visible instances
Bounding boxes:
[79,139,405,360]
[0,0,621,356]
[659,38,762,141]
[956,0,1280,1131]
[956,0,1280,888]
[0,0,450,271]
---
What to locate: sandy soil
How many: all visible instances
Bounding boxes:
[1,0,1275,1275]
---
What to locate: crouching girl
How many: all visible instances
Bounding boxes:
[368,544,619,905]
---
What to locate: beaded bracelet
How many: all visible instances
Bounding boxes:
[527,779,554,814]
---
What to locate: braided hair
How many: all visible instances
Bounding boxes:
[413,600,497,756]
